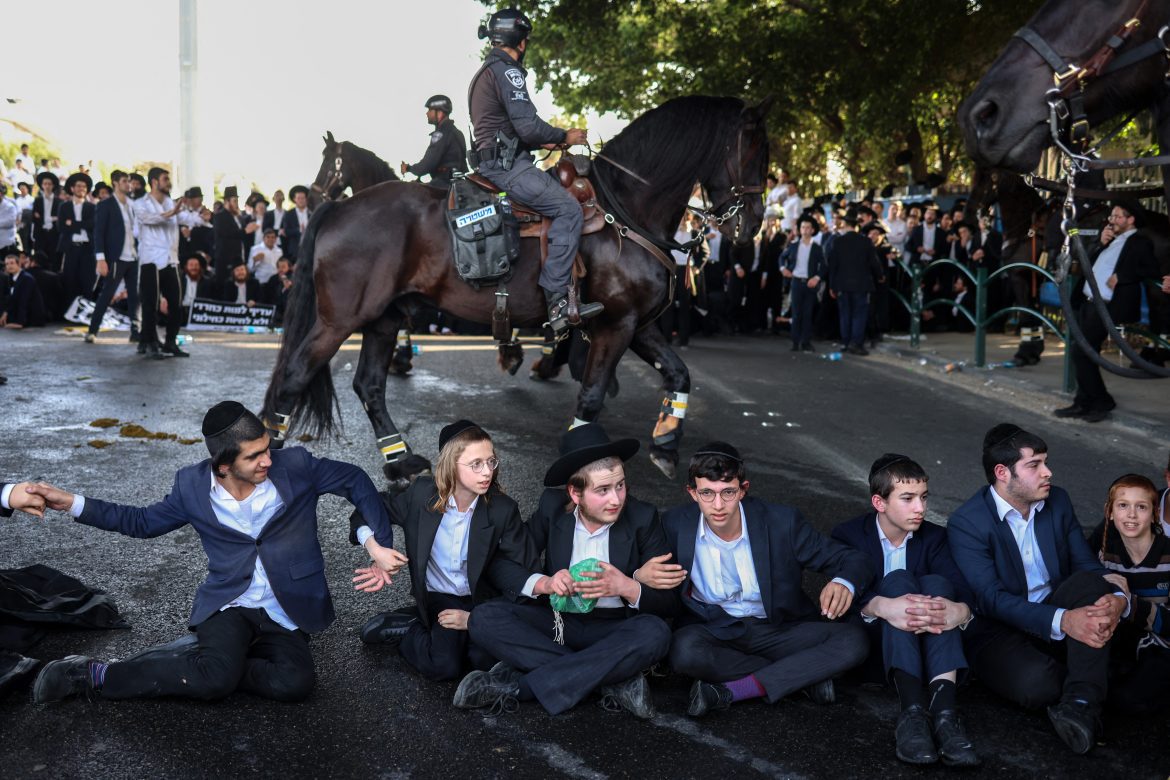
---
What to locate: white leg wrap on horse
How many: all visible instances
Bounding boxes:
[662,391,689,419]
[378,433,408,460]
[267,412,291,441]
[569,417,589,430]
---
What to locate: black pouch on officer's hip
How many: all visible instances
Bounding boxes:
[446,180,520,288]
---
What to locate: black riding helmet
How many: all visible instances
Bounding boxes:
[478,8,532,48]
[425,95,453,114]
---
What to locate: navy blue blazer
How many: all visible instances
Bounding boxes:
[76,447,394,634]
[93,196,130,262]
[527,488,680,618]
[830,512,974,610]
[947,485,1108,639]
[1,483,12,518]
[661,496,873,635]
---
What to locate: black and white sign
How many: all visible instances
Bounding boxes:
[187,298,275,331]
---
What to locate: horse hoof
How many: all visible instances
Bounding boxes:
[389,362,413,376]
[649,451,677,479]
[383,454,432,488]
[269,437,286,450]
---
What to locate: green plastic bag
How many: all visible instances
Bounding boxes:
[548,557,602,614]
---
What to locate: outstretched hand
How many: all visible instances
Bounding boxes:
[8,482,46,518]
[634,553,688,590]
[353,565,392,593]
[26,482,75,512]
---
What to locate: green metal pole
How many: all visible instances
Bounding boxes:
[910,265,922,349]
[974,266,988,367]
[1062,275,1075,394]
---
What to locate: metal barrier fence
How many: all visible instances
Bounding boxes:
[889,258,1077,393]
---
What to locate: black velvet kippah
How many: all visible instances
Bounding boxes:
[439,419,480,451]
[869,453,913,481]
[202,401,248,438]
[692,441,742,463]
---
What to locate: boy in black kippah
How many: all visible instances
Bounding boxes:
[832,454,978,766]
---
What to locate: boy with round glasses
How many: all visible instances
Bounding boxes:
[650,441,871,717]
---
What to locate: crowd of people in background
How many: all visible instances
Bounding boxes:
[0,147,306,354]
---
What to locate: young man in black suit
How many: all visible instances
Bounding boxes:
[212,186,256,277]
[832,455,978,766]
[457,424,677,719]
[349,420,535,680]
[1056,200,1162,422]
[86,171,139,344]
[57,172,96,303]
[827,210,885,355]
[947,423,1127,754]
[2,252,47,328]
[652,442,870,718]
[31,171,61,272]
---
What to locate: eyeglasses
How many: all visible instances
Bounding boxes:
[459,457,500,474]
[694,487,742,503]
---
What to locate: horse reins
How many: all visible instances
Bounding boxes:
[311,154,344,202]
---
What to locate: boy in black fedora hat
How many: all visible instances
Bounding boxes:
[456,423,682,719]
[58,172,96,302]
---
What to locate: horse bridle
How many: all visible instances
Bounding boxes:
[311,154,344,202]
[1014,0,1170,159]
[688,120,767,241]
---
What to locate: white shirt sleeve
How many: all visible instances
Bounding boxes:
[356,525,373,546]
[0,483,13,510]
[521,573,544,599]
[1050,608,1066,640]
[830,577,855,595]
[69,494,86,517]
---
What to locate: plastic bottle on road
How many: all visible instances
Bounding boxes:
[821,351,843,362]
[176,334,194,346]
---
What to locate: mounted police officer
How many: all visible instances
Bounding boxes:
[468,8,602,333]
[400,95,468,190]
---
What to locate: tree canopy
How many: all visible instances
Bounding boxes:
[482,0,1045,192]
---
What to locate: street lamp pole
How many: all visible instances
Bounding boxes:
[179,0,198,190]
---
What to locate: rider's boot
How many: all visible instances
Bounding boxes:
[546,286,603,335]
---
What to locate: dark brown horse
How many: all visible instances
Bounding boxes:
[309,131,398,205]
[961,0,1170,194]
[262,96,771,480]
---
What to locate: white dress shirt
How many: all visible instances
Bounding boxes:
[67,476,297,630]
[176,207,212,229]
[248,243,280,283]
[876,516,912,576]
[425,496,475,596]
[40,194,56,229]
[1084,228,1134,302]
[520,509,642,609]
[133,195,179,268]
[781,194,801,232]
[989,487,1064,639]
[295,207,309,233]
[921,224,936,256]
[690,506,767,618]
[0,197,18,247]
[792,239,812,278]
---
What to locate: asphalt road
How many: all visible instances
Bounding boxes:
[1,327,1167,780]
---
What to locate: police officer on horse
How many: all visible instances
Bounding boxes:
[468,8,603,333]
[401,95,468,190]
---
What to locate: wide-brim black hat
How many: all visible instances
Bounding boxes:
[543,423,639,487]
[289,185,309,198]
[222,185,239,200]
[1113,197,1146,229]
[93,181,111,195]
[65,172,92,192]
[36,171,59,188]
[185,186,203,199]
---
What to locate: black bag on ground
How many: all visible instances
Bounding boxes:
[0,564,130,651]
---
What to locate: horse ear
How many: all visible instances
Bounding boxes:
[325,130,335,145]
[748,95,776,119]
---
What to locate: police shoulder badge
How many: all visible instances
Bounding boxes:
[430,131,443,144]
[504,68,526,89]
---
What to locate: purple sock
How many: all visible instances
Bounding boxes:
[89,661,108,690]
[724,674,765,702]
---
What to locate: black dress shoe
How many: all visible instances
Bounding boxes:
[932,709,980,766]
[895,705,938,764]
[359,610,419,644]
[847,344,870,356]
[599,674,655,719]
[140,342,165,360]
[1047,700,1100,755]
[1082,408,1110,423]
[128,327,140,343]
[452,669,519,714]
[162,344,190,358]
[686,680,733,718]
[802,678,835,705]
[32,655,96,703]
[1053,404,1088,418]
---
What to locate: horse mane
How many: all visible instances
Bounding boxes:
[594,96,746,219]
[343,141,399,182]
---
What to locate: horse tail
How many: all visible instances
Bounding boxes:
[263,200,340,439]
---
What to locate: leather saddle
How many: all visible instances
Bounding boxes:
[455,155,608,275]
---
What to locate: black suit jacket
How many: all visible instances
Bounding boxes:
[4,269,46,326]
[980,229,1003,268]
[213,210,247,269]
[661,496,872,637]
[93,197,131,262]
[527,488,680,618]
[1,483,12,517]
[280,209,311,262]
[181,274,216,302]
[1090,231,1159,324]
[219,277,261,303]
[348,477,536,628]
[55,199,94,252]
[830,512,974,610]
[827,231,884,293]
[908,223,948,264]
[948,485,1108,639]
[31,195,60,256]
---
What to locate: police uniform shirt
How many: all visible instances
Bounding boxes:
[469,48,566,154]
[406,118,467,181]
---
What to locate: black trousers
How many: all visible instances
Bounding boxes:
[61,242,96,303]
[399,592,494,681]
[101,607,314,702]
[1108,643,1170,715]
[468,600,671,715]
[966,570,1114,709]
[669,617,868,703]
[1072,304,1115,411]
[139,263,181,347]
[871,570,967,682]
[87,259,139,335]
[659,265,693,346]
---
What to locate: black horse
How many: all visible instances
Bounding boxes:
[262,96,771,479]
[309,131,398,204]
[961,0,1170,195]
